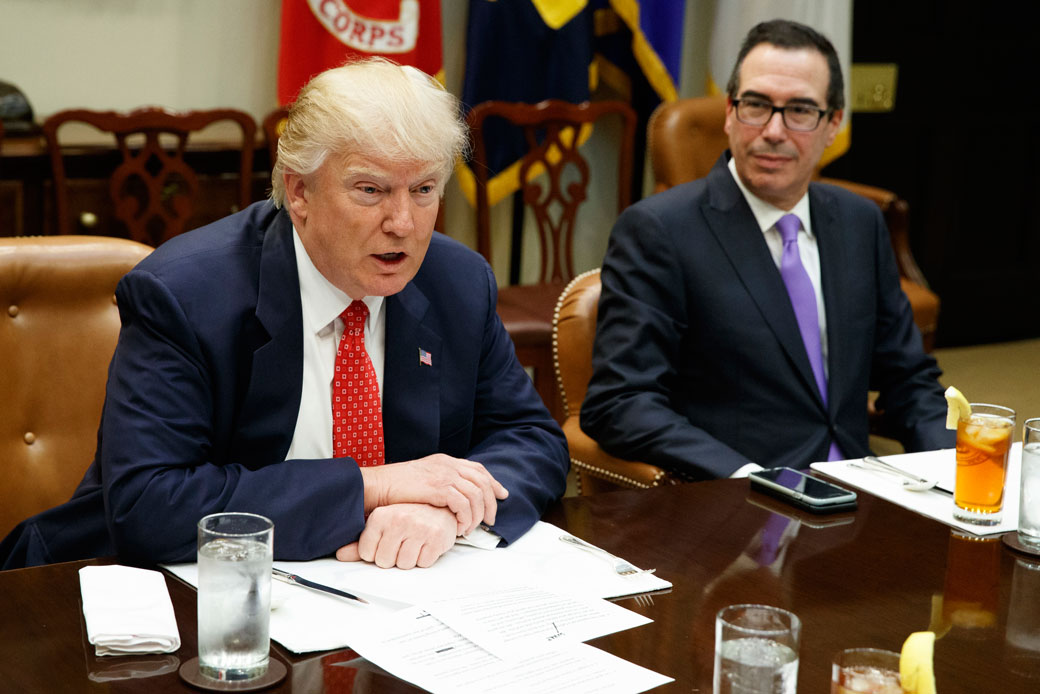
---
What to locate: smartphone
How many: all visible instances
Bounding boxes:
[748,467,857,514]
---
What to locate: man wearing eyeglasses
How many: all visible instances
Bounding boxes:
[581,19,953,479]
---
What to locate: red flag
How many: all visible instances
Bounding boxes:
[277,0,443,106]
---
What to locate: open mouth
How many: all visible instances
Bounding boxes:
[374,252,405,263]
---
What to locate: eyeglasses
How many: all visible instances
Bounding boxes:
[732,98,830,132]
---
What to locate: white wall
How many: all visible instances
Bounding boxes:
[0,0,281,121]
[0,0,713,283]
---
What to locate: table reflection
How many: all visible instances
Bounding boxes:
[1005,557,1040,680]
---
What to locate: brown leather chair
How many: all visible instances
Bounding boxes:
[0,236,152,537]
[469,100,636,421]
[43,107,256,247]
[553,269,683,494]
[647,95,940,351]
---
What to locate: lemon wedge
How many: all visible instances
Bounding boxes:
[944,386,971,430]
[900,631,937,694]
[926,594,951,639]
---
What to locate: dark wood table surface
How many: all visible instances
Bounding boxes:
[2,479,1039,692]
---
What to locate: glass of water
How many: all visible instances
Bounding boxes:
[1019,419,1040,549]
[831,648,903,693]
[197,512,274,682]
[714,604,800,694]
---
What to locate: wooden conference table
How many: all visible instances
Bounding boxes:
[1,479,1038,693]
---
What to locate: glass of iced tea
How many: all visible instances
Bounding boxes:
[953,403,1015,525]
[831,648,904,693]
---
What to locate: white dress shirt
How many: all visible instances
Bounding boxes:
[285,227,385,461]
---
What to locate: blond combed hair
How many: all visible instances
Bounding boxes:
[270,57,467,206]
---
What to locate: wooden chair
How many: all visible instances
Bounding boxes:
[43,107,256,246]
[469,99,637,421]
[553,269,683,494]
[647,95,941,351]
[0,236,152,537]
[262,107,289,167]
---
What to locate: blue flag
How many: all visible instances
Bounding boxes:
[458,0,686,206]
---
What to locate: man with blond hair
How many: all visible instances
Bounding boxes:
[2,58,568,569]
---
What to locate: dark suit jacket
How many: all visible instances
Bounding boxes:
[581,153,953,479]
[2,202,568,568]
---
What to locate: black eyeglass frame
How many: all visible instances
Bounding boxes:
[731,98,832,132]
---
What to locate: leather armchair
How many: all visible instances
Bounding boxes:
[0,236,152,536]
[647,95,940,351]
[553,269,683,494]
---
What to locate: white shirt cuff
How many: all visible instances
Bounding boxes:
[730,462,765,479]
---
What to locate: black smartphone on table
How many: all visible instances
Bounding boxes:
[748,467,858,514]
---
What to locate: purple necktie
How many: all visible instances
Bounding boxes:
[776,214,843,461]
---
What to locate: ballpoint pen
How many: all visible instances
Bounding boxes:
[272,568,369,604]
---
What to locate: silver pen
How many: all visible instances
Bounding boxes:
[272,568,369,604]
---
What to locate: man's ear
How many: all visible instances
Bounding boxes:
[283,170,308,222]
[824,108,844,147]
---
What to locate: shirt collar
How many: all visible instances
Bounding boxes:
[292,226,384,336]
[727,157,813,238]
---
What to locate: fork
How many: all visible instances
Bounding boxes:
[559,534,655,576]
[633,593,655,608]
[850,455,948,494]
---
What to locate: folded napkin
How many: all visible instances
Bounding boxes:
[79,565,181,656]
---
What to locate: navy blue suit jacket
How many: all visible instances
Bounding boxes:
[2,202,568,567]
[581,154,953,479]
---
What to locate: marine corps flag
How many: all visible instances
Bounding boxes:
[277,0,443,106]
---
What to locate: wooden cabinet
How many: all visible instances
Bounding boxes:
[0,135,271,241]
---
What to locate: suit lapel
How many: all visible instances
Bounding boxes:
[382,282,442,463]
[701,155,824,408]
[231,209,304,463]
[811,184,848,415]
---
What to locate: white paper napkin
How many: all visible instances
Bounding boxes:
[79,565,181,656]
[811,444,1022,536]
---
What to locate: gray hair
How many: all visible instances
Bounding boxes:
[270,57,468,206]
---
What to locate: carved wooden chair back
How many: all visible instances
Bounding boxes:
[262,107,289,167]
[468,99,636,283]
[43,107,256,246]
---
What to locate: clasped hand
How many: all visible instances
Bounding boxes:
[338,454,508,568]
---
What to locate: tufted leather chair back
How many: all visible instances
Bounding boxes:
[0,236,151,536]
[553,270,681,494]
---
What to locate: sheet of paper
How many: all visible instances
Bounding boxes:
[811,444,1022,536]
[422,585,650,659]
[344,605,673,694]
[164,520,671,654]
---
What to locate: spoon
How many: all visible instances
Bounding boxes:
[850,455,942,493]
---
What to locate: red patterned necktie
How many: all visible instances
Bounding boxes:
[332,300,385,467]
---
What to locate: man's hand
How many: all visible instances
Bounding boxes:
[359,454,508,535]
[335,504,457,569]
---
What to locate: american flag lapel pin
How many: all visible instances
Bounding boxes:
[418,348,433,366]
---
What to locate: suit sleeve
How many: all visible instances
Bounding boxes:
[98,270,367,564]
[465,264,569,543]
[866,213,955,452]
[580,204,754,479]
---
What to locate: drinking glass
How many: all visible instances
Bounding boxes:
[1018,419,1040,548]
[831,648,903,693]
[197,512,274,681]
[714,604,800,694]
[953,403,1015,525]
